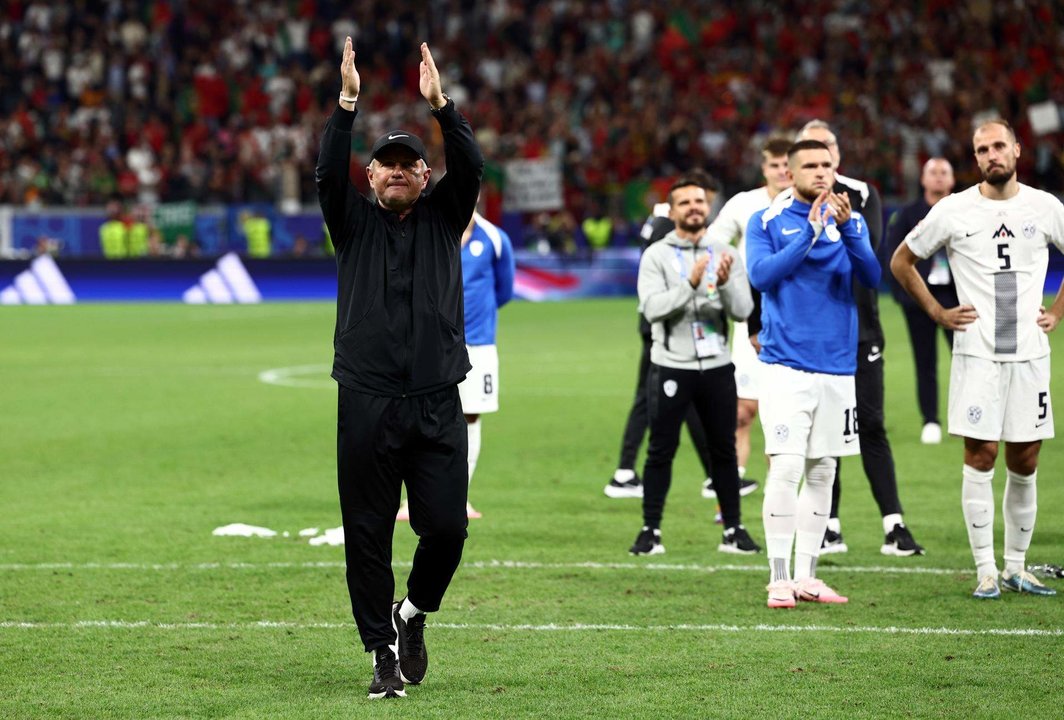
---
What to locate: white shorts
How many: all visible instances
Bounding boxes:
[458,344,500,414]
[758,363,860,458]
[948,354,1054,442]
[731,321,763,401]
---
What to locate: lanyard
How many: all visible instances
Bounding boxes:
[673,245,718,298]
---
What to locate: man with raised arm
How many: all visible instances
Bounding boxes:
[316,37,483,699]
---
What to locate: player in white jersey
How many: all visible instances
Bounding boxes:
[705,137,793,489]
[892,119,1064,599]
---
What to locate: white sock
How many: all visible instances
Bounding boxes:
[614,468,636,482]
[826,517,841,534]
[399,597,423,622]
[882,513,903,535]
[794,457,836,580]
[762,454,804,580]
[962,464,997,578]
[738,465,747,479]
[1003,468,1037,576]
[467,418,481,485]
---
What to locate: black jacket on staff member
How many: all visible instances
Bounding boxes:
[315,37,483,700]
[319,102,482,397]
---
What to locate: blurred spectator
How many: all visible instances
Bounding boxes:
[0,0,1061,252]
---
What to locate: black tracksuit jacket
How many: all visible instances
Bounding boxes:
[316,101,483,397]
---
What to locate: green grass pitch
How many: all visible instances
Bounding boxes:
[2,298,1064,718]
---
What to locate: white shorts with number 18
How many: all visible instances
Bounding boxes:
[758,362,860,458]
[458,344,500,414]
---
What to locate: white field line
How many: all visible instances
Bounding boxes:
[0,620,1059,638]
[0,559,968,575]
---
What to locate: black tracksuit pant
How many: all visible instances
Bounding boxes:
[643,363,741,529]
[618,334,715,478]
[831,340,902,519]
[337,384,468,652]
[902,305,954,425]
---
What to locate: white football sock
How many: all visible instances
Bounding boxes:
[882,513,903,535]
[614,468,636,482]
[467,418,481,485]
[794,457,836,580]
[738,465,747,480]
[399,597,423,621]
[762,454,804,579]
[962,464,997,578]
[826,517,841,534]
[1003,468,1037,576]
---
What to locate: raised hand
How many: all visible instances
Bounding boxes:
[419,42,445,109]
[340,36,360,102]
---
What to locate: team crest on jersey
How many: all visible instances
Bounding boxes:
[1023,222,1037,239]
[967,406,983,424]
[774,424,789,442]
[992,224,1015,239]
[663,380,678,398]
[469,239,485,257]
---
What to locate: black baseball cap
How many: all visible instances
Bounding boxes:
[370,131,427,162]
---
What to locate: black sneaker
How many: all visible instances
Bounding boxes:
[629,526,664,555]
[605,473,643,498]
[702,477,759,499]
[367,647,406,699]
[820,528,848,554]
[718,525,761,554]
[881,523,925,557]
[393,601,428,684]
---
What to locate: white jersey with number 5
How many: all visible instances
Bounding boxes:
[904,183,1064,361]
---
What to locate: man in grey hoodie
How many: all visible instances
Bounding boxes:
[629,175,761,556]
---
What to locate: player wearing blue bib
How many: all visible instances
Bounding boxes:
[457,211,515,518]
[745,139,879,609]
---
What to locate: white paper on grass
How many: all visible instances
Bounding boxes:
[212,523,277,538]
[308,526,345,546]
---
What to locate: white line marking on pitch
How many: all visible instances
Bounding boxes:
[0,559,967,575]
[0,620,1058,638]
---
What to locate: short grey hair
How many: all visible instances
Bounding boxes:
[796,119,835,143]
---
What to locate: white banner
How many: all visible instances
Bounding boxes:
[503,158,563,212]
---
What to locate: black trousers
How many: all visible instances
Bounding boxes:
[902,304,954,425]
[643,363,741,529]
[337,384,468,652]
[618,335,715,478]
[832,340,902,519]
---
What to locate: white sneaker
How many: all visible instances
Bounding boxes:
[921,422,942,444]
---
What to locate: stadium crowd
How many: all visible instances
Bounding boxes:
[1,0,1062,245]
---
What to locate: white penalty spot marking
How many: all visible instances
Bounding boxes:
[0,620,1059,638]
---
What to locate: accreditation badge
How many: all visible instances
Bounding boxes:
[691,321,723,358]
